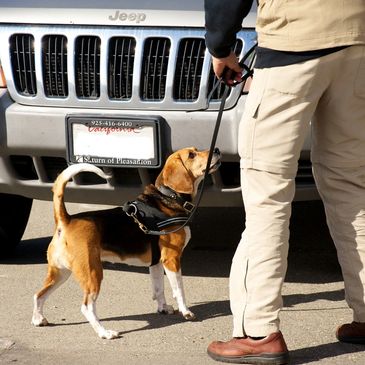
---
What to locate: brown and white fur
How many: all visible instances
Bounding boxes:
[32,147,221,339]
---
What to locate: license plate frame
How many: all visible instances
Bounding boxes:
[66,115,162,168]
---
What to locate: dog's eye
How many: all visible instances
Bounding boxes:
[188,151,196,159]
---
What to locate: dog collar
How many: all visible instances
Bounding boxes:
[158,185,195,213]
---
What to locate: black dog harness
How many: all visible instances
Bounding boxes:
[122,185,193,266]
[122,185,193,236]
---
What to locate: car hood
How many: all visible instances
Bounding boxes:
[0,0,256,28]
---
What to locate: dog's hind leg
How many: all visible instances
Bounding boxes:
[149,262,174,314]
[75,259,120,340]
[32,265,71,326]
[81,292,119,339]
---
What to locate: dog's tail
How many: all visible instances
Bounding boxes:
[52,163,112,225]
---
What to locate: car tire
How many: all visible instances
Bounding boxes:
[0,193,33,256]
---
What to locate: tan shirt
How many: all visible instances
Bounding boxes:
[257,0,365,51]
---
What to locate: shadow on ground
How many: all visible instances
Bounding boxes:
[289,342,365,364]
[1,201,342,283]
[43,299,231,336]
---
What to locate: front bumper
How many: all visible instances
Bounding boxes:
[0,90,318,206]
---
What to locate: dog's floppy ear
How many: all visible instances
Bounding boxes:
[161,154,194,194]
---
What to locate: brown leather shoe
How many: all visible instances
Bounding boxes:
[207,331,290,364]
[336,321,365,344]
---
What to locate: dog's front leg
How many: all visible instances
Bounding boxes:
[163,266,195,320]
[149,263,174,314]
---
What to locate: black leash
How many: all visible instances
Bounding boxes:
[124,86,229,236]
[125,43,257,235]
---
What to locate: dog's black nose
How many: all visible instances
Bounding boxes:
[214,147,221,155]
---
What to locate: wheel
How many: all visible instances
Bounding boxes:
[0,193,33,255]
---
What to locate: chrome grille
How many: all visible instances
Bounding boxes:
[140,37,170,101]
[173,38,205,101]
[75,36,101,99]
[42,34,68,97]
[9,33,37,96]
[1,25,257,111]
[108,37,135,100]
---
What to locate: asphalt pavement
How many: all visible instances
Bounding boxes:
[1,200,365,364]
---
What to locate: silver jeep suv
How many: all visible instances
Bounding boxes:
[0,0,316,253]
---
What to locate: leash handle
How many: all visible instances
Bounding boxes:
[221,42,257,87]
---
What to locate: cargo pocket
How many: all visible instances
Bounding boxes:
[242,68,268,118]
[238,69,267,162]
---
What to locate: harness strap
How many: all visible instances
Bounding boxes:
[123,200,189,235]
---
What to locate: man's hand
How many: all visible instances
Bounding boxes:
[212,51,243,85]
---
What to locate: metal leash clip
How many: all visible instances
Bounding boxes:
[123,202,149,234]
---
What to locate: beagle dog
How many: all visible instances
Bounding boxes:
[32,147,221,339]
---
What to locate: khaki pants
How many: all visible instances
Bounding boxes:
[231,45,365,337]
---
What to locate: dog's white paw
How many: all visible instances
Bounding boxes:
[32,315,49,327]
[182,310,196,321]
[158,304,175,315]
[99,329,120,340]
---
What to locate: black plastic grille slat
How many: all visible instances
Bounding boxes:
[9,155,38,180]
[75,36,100,98]
[296,160,315,185]
[220,162,240,187]
[174,38,205,101]
[207,39,243,100]
[112,168,142,185]
[41,157,68,182]
[9,34,37,96]
[108,37,135,100]
[42,35,68,97]
[140,37,170,101]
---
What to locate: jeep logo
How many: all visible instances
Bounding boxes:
[109,11,146,23]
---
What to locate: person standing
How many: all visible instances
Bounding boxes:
[204,0,365,364]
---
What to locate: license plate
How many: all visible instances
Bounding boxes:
[66,116,161,168]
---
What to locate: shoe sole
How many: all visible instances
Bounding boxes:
[207,350,290,364]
